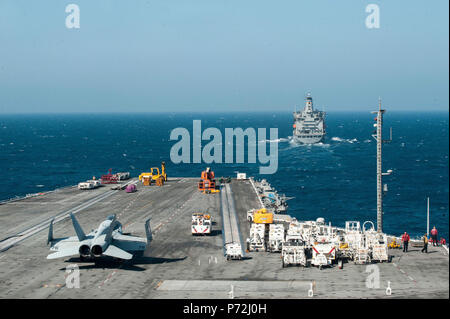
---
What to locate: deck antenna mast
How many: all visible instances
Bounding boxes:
[371,97,392,233]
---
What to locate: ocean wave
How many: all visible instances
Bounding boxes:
[331,136,358,144]
[287,138,330,148]
[258,137,290,144]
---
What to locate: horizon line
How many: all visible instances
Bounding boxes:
[0,109,448,115]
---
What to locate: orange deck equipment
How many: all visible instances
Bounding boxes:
[198,167,216,192]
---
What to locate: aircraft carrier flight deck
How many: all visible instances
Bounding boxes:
[0,178,448,299]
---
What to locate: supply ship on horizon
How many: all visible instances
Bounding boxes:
[293,93,326,144]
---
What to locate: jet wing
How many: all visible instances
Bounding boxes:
[112,234,147,252]
[49,236,80,252]
[47,242,80,259]
[103,245,133,260]
[49,236,73,246]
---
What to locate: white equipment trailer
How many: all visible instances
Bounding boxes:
[78,182,95,190]
[247,223,266,252]
[225,243,243,260]
[268,224,285,252]
[115,172,130,181]
[282,242,307,267]
[354,242,371,264]
[286,221,303,242]
[363,222,390,262]
[87,180,101,188]
[311,243,336,269]
[342,221,367,264]
[78,179,102,190]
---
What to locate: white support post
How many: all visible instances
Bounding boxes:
[427,197,430,236]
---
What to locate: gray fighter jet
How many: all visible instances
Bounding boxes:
[47,213,152,260]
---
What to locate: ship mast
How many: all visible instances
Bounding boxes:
[305,93,313,112]
[371,98,392,233]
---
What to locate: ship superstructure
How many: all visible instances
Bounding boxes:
[293,93,326,144]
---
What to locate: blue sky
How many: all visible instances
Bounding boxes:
[0,0,448,113]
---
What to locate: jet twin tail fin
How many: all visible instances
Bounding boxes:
[47,218,55,246]
[105,214,117,243]
[70,213,86,241]
[145,218,152,244]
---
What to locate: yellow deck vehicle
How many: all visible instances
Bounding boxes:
[142,176,152,186]
[253,208,273,224]
[388,239,401,249]
[139,162,167,184]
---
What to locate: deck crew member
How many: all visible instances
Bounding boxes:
[401,232,410,252]
[421,234,428,253]
[430,227,438,247]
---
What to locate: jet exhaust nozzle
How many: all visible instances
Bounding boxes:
[79,245,91,257]
[91,245,103,257]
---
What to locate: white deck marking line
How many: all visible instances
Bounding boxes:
[249,178,265,209]
[98,185,198,289]
[0,189,119,252]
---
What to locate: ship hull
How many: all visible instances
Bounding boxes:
[293,134,325,144]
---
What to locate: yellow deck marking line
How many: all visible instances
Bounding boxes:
[42,284,63,288]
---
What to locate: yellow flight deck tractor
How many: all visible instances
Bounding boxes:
[139,162,167,185]
[247,208,274,224]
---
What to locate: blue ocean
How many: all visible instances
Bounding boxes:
[0,112,448,240]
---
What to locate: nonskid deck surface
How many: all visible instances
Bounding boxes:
[0,178,448,299]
